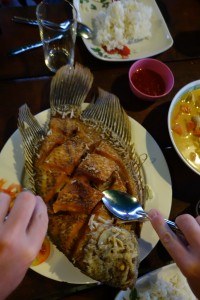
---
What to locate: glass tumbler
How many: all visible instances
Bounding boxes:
[36,0,77,72]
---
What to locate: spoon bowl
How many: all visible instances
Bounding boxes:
[102,190,147,221]
[77,22,94,39]
[102,190,182,236]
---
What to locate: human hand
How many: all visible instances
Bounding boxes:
[149,209,200,299]
[0,191,48,300]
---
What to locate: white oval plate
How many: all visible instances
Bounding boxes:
[73,0,173,62]
[0,107,172,283]
[115,263,196,300]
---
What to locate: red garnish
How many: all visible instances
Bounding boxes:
[102,45,130,58]
[0,178,50,266]
[0,178,22,200]
[120,45,131,57]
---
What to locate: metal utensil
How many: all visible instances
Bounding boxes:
[9,41,43,56]
[12,16,38,26]
[9,16,94,56]
[12,16,93,39]
[9,34,64,56]
[102,190,182,235]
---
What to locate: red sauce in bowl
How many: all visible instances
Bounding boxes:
[131,68,166,96]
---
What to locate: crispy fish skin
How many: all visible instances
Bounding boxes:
[34,116,140,289]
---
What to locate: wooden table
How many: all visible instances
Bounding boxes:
[0,0,199,299]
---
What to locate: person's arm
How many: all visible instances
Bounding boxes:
[149,209,200,299]
[0,191,48,300]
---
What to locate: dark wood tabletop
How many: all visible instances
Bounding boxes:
[0,0,200,299]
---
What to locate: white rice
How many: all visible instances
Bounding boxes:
[135,269,196,300]
[93,0,152,51]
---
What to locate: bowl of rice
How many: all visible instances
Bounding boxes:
[115,263,196,300]
[129,58,174,100]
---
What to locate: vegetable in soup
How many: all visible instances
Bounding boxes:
[171,88,200,172]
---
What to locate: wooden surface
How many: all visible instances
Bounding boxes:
[0,0,199,299]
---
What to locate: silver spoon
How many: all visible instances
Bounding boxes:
[102,190,183,237]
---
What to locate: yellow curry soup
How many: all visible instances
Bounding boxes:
[171,89,200,172]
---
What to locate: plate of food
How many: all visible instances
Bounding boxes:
[115,263,196,300]
[0,64,172,286]
[73,0,173,61]
[0,109,172,284]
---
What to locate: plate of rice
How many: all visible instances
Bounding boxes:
[73,0,173,61]
[115,263,196,300]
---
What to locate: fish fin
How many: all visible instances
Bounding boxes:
[18,104,45,193]
[81,88,131,146]
[50,63,93,117]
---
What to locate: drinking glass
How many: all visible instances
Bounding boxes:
[36,0,77,72]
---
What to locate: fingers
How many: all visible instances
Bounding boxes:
[148,209,190,271]
[6,191,37,232]
[175,214,200,248]
[27,196,48,250]
[0,193,11,222]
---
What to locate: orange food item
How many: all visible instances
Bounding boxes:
[194,128,200,136]
[186,120,196,132]
[0,178,50,266]
[0,178,22,200]
[180,104,191,113]
[0,179,22,210]
[31,237,51,266]
[172,124,183,135]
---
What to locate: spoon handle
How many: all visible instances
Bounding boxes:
[137,212,186,242]
[164,219,179,232]
[164,219,188,244]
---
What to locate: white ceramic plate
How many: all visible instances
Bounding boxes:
[115,263,196,300]
[73,0,173,62]
[0,108,172,283]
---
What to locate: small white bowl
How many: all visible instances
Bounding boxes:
[168,80,200,176]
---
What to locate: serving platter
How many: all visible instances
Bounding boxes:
[0,107,172,283]
[73,0,173,61]
[115,263,196,300]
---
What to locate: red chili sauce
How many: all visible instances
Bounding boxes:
[131,68,166,96]
[102,45,130,58]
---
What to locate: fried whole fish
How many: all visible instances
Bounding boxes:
[18,63,145,290]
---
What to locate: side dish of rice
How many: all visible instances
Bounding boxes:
[129,265,196,300]
[93,0,152,51]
